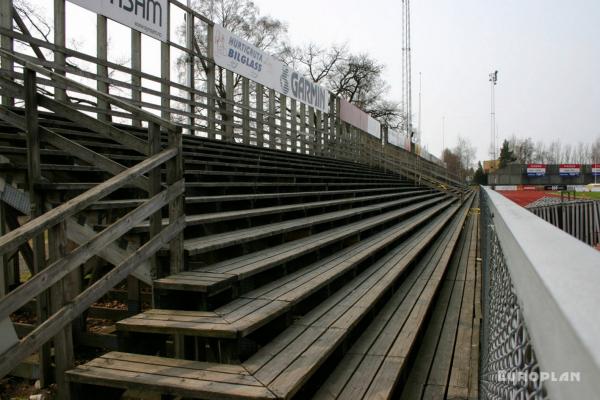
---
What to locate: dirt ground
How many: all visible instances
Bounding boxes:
[0,377,55,400]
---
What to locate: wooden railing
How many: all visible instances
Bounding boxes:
[0,52,185,394]
[0,0,464,191]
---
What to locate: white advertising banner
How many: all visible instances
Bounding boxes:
[388,129,401,147]
[367,116,381,139]
[213,24,329,113]
[67,0,168,42]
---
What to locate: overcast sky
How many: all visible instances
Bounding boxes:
[251,0,600,161]
[25,0,600,162]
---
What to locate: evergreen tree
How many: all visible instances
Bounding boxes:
[498,139,515,168]
[472,161,488,185]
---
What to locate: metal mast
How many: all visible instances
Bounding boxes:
[489,70,498,160]
[402,0,413,145]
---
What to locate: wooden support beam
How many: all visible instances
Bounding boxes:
[256,84,264,147]
[96,15,109,123]
[0,217,186,379]
[148,122,162,278]
[290,98,297,153]
[53,0,66,102]
[225,70,234,142]
[167,130,185,276]
[268,89,275,149]
[242,78,250,145]
[0,147,177,257]
[280,94,287,151]
[185,10,195,134]
[0,0,14,106]
[24,68,52,386]
[161,14,170,122]
[131,30,142,127]
[206,25,216,140]
[48,221,74,400]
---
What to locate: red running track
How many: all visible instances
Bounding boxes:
[498,190,561,207]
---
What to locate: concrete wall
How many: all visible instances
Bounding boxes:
[489,164,598,185]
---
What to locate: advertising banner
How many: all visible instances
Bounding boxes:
[527,164,546,177]
[592,164,600,177]
[559,164,581,177]
[68,0,168,42]
[367,116,381,139]
[388,129,401,147]
[213,24,329,113]
[544,185,567,191]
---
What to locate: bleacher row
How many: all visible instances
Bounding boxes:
[0,110,479,399]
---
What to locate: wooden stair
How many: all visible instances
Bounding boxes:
[0,109,479,399]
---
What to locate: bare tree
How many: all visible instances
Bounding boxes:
[282,44,404,128]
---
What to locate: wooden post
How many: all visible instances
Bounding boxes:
[161,8,170,122]
[167,127,184,275]
[206,24,216,140]
[148,122,162,278]
[290,99,297,153]
[268,89,276,148]
[308,107,316,156]
[131,30,142,127]
[49,221,74,400]
[256,84,264,147]
[279,94,287,151]
[97,15,109,122]
[0,0,14,106]
[299,103,306,154]
[225,70,234,142]
[24,69,53,386]
[54,0,66,102]
[185,10,195,135]
[0,203,9,296]
[315,110,322,156]
[242,78,250,145]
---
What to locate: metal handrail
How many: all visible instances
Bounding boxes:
[480,186,600,399]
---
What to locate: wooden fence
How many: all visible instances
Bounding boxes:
[0,53,185,394]
[0,0,464,191]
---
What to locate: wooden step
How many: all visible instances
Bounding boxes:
[238,203,461,399]
[313,194,474,400]
[117,200,454,341]
[183,192,446,256]
[398,197,479,400]
[114,188,431,232]
[153,195,448,302]
[66,352,276,400]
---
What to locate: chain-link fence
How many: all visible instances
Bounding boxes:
[480,188,549,400]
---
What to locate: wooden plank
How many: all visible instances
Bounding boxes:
[130,30,142,127]
[0,216,185,378]
[225,69,234,142]
[37,94,148,155]
[0,0,13,107]
[255,83,264,146]
[0,181,182,320]
[206,24,216,140]
[48,220,75,400]
[96,15,109,123]
[0,146,176,256]
[242,77,250,145]
[67,363,276,400]
[24,68,52,386]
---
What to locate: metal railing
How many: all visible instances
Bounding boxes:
[527,200,600,248]
[480,186,600,399]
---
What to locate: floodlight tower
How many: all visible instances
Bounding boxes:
[489,70,498,160]
[402,0,413,146]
